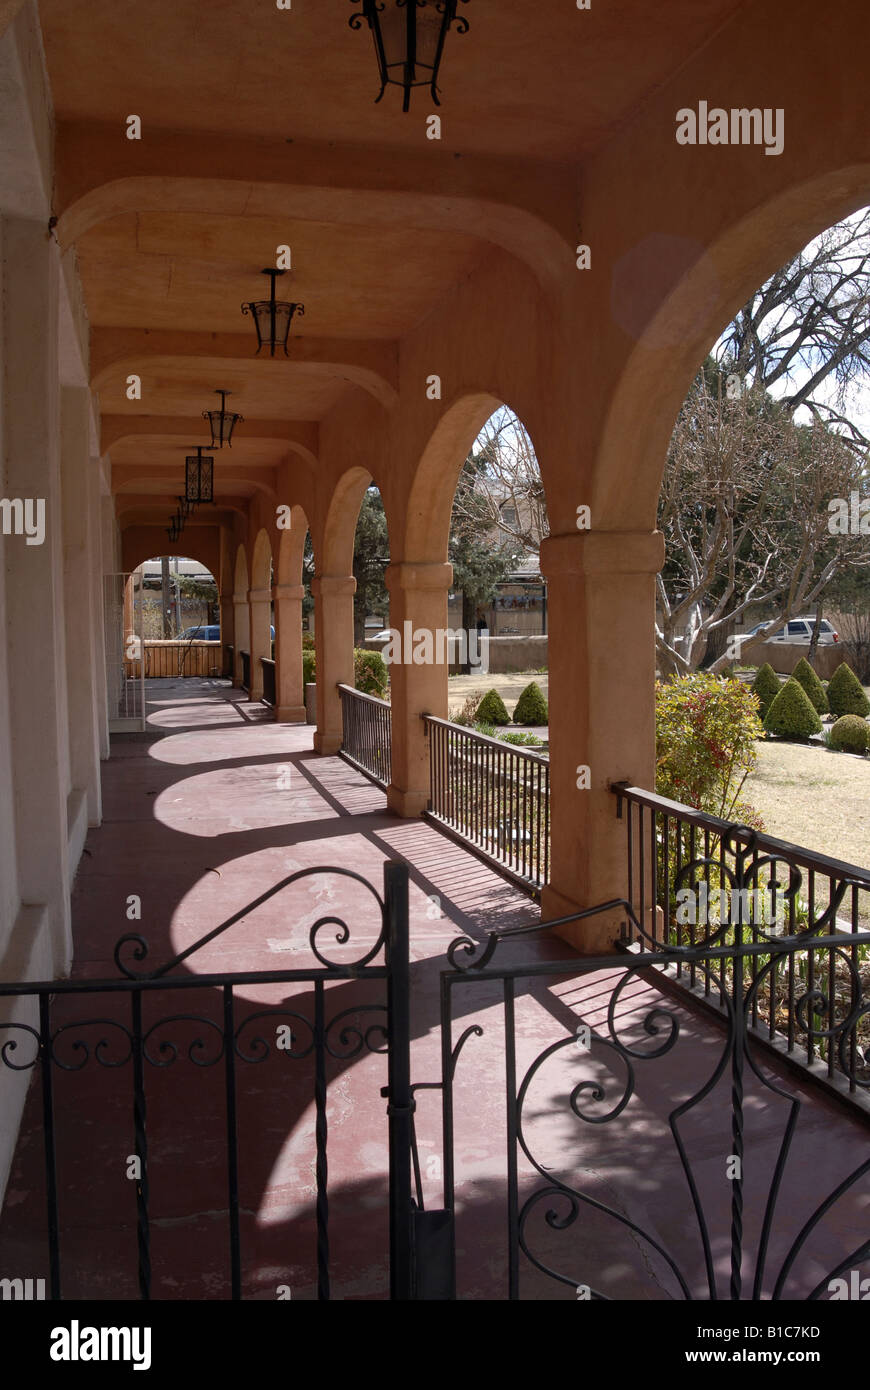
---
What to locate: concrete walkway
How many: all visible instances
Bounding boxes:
[1,679,868,1301]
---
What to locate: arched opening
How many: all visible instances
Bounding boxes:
[386,396,550,828]
[125,554,221,681]
[314,467,380,755]
[352,484,389,648]
[647,204,870,925]
[403,396,548,709]
[594,171,870,532]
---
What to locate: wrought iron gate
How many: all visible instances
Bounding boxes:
[4,855,870,1300]
[0,862,414,1301]
[406,882,870,1300]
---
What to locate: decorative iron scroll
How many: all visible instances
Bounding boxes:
[113,865,388,979]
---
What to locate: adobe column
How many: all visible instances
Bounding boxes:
[2,216,72,972]
[385,561,452,818]
[232,592,249,689]
[60,385,102,825]
[312,575,355,754]
[248,587,271,703]
[273,582,306,722]
[89,456,110,760]
[540,530,664,953]
[219,595,234,677]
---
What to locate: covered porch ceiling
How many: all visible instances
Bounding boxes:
[37,0,749,518]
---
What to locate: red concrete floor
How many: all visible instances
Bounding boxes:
[1,678,869,1300]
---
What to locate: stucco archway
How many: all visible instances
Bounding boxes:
[593,171,870,531]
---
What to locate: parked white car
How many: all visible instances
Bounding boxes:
[744,617,839,645]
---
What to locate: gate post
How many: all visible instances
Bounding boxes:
[385,859,414,1299]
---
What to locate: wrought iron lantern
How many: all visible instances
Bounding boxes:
[241,269,304,357]
[203,389,243,448]
[349,0,470,112]
[185,446,214,504]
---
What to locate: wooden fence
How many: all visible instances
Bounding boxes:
[125,641,224,679]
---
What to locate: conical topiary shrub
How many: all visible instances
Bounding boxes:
[828,662,870,718]
[791,656,828,714]
[829,714,870,754]
[476,689,510,726]
[763,676,823,741]
[751,663,781,720]
[512,680,549,725]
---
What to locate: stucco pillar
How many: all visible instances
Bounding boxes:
[273,582,306,722]
[312,575,355,755]
[540,530,664,954]
[248,586,271,703]
[61,386,102,825]
[90,458,109,760]
[100,494,121,740]
[220,595,234,676]
[2,216,72,972]
[385,561,453,818]
[232,595,249,688]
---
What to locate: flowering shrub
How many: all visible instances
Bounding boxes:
[655,673,763,824]
[354,647,388,698]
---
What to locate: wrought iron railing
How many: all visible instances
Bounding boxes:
[612,783,870,1099]
[423,715,549,891]
[261,657,276,707]
[338,683,391,788]
[240,650,250,692]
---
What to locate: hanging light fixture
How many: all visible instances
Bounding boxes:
[202,389,243,448]
[185,446,214,504]
[241,269,304,357]
[349,0,470,112]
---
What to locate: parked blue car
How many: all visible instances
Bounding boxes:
[179,624,275,641]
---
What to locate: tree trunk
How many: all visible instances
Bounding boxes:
[808,602,824,666]
[461,592,476,675]
[161,555,172,638]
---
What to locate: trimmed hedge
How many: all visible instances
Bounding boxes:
[828,662,870,718]
[791,656,828,714]
[829,715,870,754]
[476,689,510,726]
[751,663,781,720]
[763,677,822,740]
[303,650,316,687]
[512,680,549,725]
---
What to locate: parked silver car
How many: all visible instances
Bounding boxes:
[744,617,839,645]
